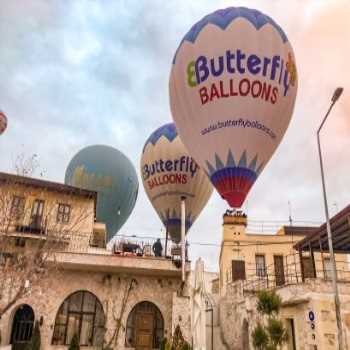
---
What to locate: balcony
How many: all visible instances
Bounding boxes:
[226,253,350,295]
[51,235,190,277]
[53,250,189,277]
[15,224,45,235]
[4,224,71,244]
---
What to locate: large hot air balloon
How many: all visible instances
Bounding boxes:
[141,123,213,243]
[65,145,139,242]
[169,7,298,208]
[0,111,7,135]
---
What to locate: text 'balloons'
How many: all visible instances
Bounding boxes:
[141,123,213,242]
[170,7,298,208]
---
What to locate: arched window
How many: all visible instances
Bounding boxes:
[11,304,35,349]
[52,291,105,346]
[125,301,164,349]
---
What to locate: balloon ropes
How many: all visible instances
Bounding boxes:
[65,145,139,242]
[141,123,213,242]
[169,7,298,208]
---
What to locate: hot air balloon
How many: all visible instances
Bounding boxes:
[0,111,7,135]
[169,7,298,208]
[65,145,139,242]
[141,123,213,242]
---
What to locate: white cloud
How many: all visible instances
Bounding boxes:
[0,0,349,271]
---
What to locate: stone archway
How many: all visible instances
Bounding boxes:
[242,318,249,350]
[125,301,164,350]
[10,304,35,350]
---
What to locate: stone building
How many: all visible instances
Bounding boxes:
[218,209,350,350]
[0,172,191,350]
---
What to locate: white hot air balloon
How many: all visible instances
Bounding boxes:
[141,123,213,242]
[170,7,297,208]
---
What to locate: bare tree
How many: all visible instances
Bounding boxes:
[0,154,95,318]
[104,277,138,349]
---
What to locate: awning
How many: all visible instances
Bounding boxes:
[294,205,350,253]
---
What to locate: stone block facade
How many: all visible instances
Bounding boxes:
[218,278,350,350]
[0,267,190,350]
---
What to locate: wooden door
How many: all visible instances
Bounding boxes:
[135,312,154,350]
[274,255,285,286]
[232,260,246,281]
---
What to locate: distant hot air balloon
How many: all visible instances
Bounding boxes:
[0,111,7,135]
[141,123,213,242]
[169,7,298,208]
[65,145,139,242]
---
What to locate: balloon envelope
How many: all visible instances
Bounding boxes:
[65,145,139,242]
[141,123,213,242]
[170,7,298,208]
[0,111,7,135]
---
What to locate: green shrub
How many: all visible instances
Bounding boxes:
[267,318,288,348]
[252,323,268,350]
[256,290,281,317]
[252,290,288,350]
[68,333,80,350]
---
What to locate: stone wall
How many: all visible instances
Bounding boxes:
[0,267,185,350]
[218,279,350,350]
[171,292,191,343]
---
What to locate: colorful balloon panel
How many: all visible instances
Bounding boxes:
[169,7,298,208]
[0,111,7,135]
[141,123,213,242]
[65,145,139,242]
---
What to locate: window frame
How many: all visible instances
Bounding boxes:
[56,203,71,224]
[255,254,267,277]
[52,291,105,346]
[30,199,45,228]
[11,196,26,221]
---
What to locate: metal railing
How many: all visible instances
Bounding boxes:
[227,253,350,294]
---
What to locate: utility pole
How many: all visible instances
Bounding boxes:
[317,87,344,350]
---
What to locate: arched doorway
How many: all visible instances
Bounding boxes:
[125,301,164,350]
[10,304,35,350]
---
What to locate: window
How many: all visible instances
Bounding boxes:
[125,302,164,349]
[0,252,16,266]
[232,260,246,281]
[256,255,266,277]
[30,200,44,228]
[302,257,316,279]
[15,238,26,247]
[10,305,34,347]
[57,204,71,224]
[274,255,285,286]
[323,257,332,280]
[11,196,25,220]
[52,291,105,346]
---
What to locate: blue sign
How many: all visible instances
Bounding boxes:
[309,311,315,321]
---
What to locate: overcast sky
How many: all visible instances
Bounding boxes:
[1,0,349,271]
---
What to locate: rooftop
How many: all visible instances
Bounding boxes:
[294,204,350,253]
[0,172,97,199]
[282,225,319,236]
